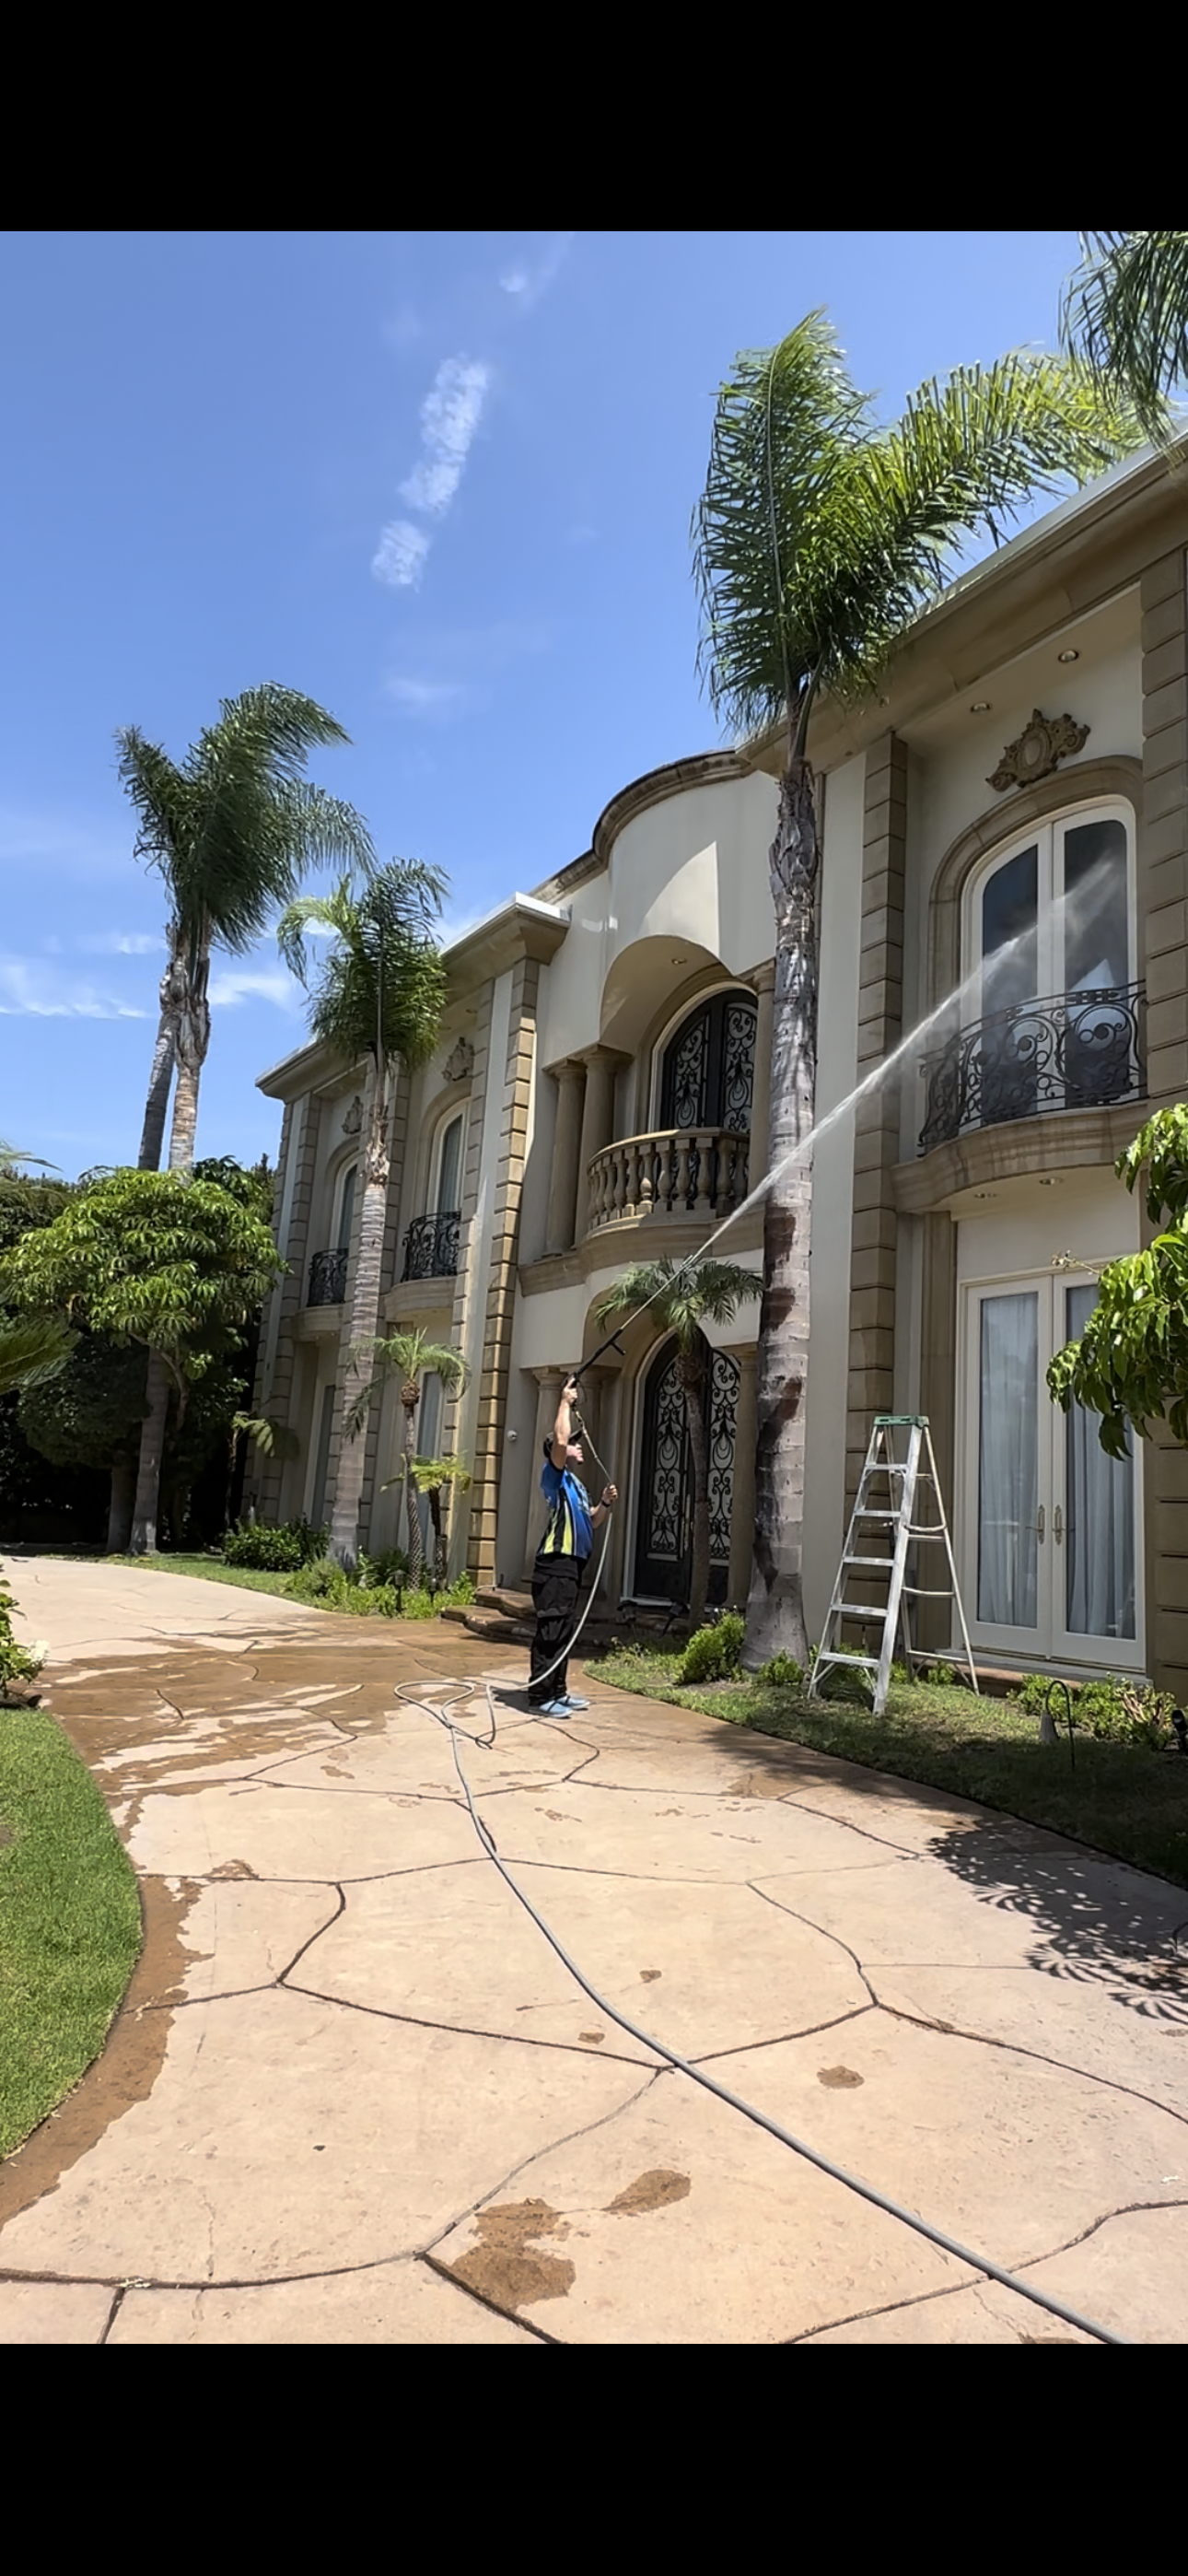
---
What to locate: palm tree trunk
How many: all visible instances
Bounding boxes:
[330,1059,390,1571]
[168,944,211,1173]
[744,753,818,1671]
[106,1447,136,1553]
[138,1012,177,1171]
[138,936,186,1171]
[403,1400,424,1588]
[427,1488,444,1590]
[130,1351,172,1554]
[681,1361,712,1631]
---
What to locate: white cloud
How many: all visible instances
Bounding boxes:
[498,233,574,312]
[399,356,490,520]
[385,674,469,717]
[79,931,162,956]
[372,520,432,589]
[0,957,147,1020]
[208,969,299,1012]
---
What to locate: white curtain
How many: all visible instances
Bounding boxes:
[978,1294,1039,1626]
[1065,1284,1136,1639]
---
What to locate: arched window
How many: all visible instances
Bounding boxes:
[658,989,756,1132]
[944,801,1140,1134]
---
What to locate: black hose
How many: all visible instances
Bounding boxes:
[392,1673,1132,2347]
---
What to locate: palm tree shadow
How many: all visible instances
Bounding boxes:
[925,1818,1188,2026]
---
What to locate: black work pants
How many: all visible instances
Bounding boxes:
[528,1551,585,1702]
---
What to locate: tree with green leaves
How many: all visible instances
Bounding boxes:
[279,862,449,1569]
[354,1329,470,1588]
[1048,1107,1188,1454]
[18,1338,146,1550]
[116,685,375,1175]
[0,1169,283,1554]
[693,314,1144,1667]
[406,1453,471,1591]
[1061,232,1188,446]
[594,1257,763,1629]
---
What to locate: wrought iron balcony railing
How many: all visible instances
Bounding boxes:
[402,1210,460,1281]
[918,982,1146,1155]
[307,1246,348,1307]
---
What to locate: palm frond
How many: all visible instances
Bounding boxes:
[1061,230,1188,444]
[0,1316,77,1398]
[117,685,374,956]
[281,863,448,1071]
[693,312,872,741]
[594,1256,763,1351]
[694,327,1148,743]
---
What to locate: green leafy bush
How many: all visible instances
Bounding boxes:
[0,1572,47,1687]
[287,1554,353,1607]
[761,1651,804,1691]
[678,1612,745,1685]
[355,1546,409,1589]
[223,1517,326,1572]
[1013,1669,1177,1750]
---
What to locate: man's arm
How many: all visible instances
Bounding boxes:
[590,1483,618,1528]
[549,1376,580,1470]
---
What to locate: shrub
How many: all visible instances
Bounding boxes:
[761,1650,804,1692]
[287,1555,353,1607]
[0,1572,47,1688]
[678,1611,744,1685]
[355,1546,409,1590]
[1012,1669,1177,1751]
[223,1517,326,1573]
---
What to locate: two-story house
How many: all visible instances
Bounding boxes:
[251,443,1188,1699]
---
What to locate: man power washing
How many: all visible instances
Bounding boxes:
[527,1376,617,1717]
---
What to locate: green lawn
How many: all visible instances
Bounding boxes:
[0,1705,142,2157]
[113,1551,297,1598]
[588,1645,1188,1890]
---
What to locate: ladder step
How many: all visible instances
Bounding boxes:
[833,1602,897,1619]
[815,1653,879,1671]
[842,1555,896,1570]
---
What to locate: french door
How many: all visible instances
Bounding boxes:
[961,1272,1141,1669]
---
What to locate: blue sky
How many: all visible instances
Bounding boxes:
[0,229,1088,1180]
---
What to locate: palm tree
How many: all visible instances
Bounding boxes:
[279,868,450,1570]
[693,316,1144,1666]
[594,1257,763,1630]
[407,1453,472,1590]
[225,1412,299,1533]
[116,684,376,1173]
[354,1334,470,1587]
[1061,232,1188,445]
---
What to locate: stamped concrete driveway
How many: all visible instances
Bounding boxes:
[3,1554,1188,2345]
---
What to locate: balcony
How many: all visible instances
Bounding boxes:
[402,1210,460,1282]
[918,984,1146,1155]
[307,1247,347,1307]
[587,1128,750,1234]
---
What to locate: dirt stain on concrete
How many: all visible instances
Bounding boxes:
[818,2066,864,2089]
[444,2198,576,2308]
[607,2168,691,2217]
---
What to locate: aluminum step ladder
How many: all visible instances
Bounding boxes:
[809,1415,978,1716]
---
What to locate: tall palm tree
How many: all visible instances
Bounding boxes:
[1061,231,1188,445]
[354,1331,469,1587]
[693,317,1144,1666]
[117,684,376,1173]
[279,866,450,1570]
[594,1257,763,1630]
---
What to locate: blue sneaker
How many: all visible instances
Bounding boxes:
[556,1692,589,1712]
[530,1697,572,1719]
